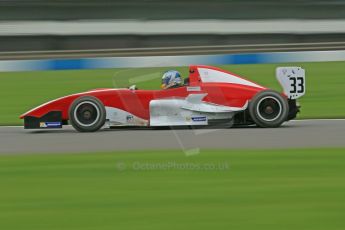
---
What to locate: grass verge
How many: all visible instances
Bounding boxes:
[0,148,345,230]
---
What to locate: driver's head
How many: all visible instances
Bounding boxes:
[161,70,183,89]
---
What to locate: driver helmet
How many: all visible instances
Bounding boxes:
[161,70,183,89]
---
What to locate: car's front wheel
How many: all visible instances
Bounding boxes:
[69,96,106,132]
[249,90,288,128]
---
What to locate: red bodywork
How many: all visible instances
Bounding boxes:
[20,65,266,121]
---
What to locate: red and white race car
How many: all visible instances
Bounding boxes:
[20,65,305,132]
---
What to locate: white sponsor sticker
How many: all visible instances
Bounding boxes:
[187,86,201,92]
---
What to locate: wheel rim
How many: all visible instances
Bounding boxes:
[256,96,282,122]
[74,101,100,127]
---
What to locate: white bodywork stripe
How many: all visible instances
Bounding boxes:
[105,106,148,126]
[149,94,248,126]
[183,94,248,113]
[198,67,264,88]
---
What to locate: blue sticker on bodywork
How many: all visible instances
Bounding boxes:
[40,122,62,128]
[191,116,207,122]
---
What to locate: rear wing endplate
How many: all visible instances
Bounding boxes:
[276,67,306,100]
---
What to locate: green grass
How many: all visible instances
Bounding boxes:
[0,61,344,125]
[0,148,345,230]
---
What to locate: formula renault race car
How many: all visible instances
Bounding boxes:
[20,65,305,132]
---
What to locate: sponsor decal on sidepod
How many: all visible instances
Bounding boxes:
[39,122,62,128]
[191,116,207,122]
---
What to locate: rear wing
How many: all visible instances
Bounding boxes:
[276,67,306,100]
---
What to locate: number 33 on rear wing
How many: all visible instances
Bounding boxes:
[276,67,306,100]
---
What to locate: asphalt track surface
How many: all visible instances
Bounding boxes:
[0,120,344,155]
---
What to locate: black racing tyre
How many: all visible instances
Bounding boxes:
[249,90,289,128]
[69,96,106,132]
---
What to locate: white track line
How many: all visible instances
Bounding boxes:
[292,119,345,121]
[0,125,72,128]
[2,119,345,128]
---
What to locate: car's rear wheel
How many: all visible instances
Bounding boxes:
[249,90,288,128]
[69,96,106,132]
